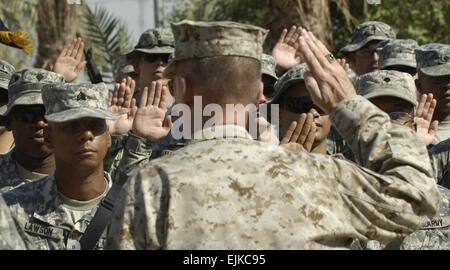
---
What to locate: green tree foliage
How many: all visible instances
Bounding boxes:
[81,3,133,82]
[365,0,449,45]
[168,0,268,27]
[166,0,449,54]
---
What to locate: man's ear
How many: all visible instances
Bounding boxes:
[254,81,264,106]
[178,76,194,107]
[43,125,53,149]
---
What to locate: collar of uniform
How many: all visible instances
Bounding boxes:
[31,171,113,227]
[29,173,64,227]
[190,124,253,143]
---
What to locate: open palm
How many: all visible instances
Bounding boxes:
[132,81,172,142]
[107,77,137,135]
[272,26,303,71]
[54,38,86,82]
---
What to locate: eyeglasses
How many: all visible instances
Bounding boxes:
[263,84,276,98]
[388,111,414,126]
[11,106,46,124]
[142,53,170,63]
[285,96,325,115]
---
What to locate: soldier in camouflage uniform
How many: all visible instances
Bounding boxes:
[260,53,278,103]
[104,20,438,250]
[2,82,117,250]
[377,39,419,78]
[330,22,396,160]
[0,69,65,193]
[356,70,417,129]
[349,70,449,250]
[0,60,15,154]
[415,44,450,145]
[429,138,450,188]
[104,29,177,180]
[341,21,396,76]
[0,195,27,250]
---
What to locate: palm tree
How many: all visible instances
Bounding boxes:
[34,0,78,70]
[81,3,133,82]
[266,0,358,52]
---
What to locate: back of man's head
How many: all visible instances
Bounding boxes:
[177,56,261,105]
[164,20,268,106]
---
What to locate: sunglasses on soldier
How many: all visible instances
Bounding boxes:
[11,105,46,124]
[285,96,325,115]
[142,53,170,63]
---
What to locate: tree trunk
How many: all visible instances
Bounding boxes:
[266,0,333,51]
[34,0,77,70]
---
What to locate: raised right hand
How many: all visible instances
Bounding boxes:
[280,113,316,152]
[132,81,172,142]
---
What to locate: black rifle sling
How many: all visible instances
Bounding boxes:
[79,183,123,250]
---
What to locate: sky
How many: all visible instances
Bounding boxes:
[86,0,158,45]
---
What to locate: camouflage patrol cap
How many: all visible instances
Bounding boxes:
[163,20,269,79]
[356,70,417,107]
[415,43,450,77]
[0,60,15,91]
[261,53,278,80]
[0,69,65,118]
[340,21,396,55]
[127,28,174,56]
[377,39,418,69]
[41,82,116,123]
[272,63,309,103]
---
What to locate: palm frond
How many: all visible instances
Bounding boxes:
[81,3,132,82]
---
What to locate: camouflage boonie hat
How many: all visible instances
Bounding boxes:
[0,69,65,119]
[126,28,174,57]
[261,53,278,80]
[415,43,450,77]
[42,83,116,123]
[272,63,309,103]
[377,39,418,70]
[163,20,268,79]
[0,60,15,91]
[356,70,417,107]
[340,21,396,55]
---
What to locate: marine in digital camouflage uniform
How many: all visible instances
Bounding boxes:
[0,195,27,250]
[341,21,396,76]
[0,69,65,193]
[105,20,438,250]
[415,43,450,146]
[2,82,117,250]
